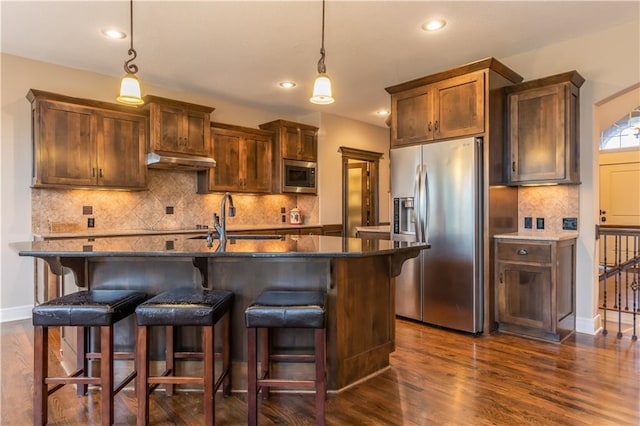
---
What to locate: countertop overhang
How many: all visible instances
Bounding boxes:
[12,234,428,259]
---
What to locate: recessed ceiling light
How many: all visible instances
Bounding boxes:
[279,81,297,89]
[102,28,126,40]
[422,19,446,32]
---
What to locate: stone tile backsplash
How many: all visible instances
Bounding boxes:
[33,170,319,234]
[518,185,579,232]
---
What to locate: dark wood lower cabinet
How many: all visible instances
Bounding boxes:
[495,236,576,342]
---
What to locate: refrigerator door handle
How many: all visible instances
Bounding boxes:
[413,165,422,241]
[421,164,429,243]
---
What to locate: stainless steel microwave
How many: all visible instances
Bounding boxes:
[282,159,317,194]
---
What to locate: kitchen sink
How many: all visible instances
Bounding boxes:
[188,234,285,241]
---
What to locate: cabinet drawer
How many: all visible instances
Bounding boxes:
[496,241,551,264]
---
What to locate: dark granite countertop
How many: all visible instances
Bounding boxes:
[11,233,429,259]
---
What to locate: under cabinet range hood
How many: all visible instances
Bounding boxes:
[145,152,216,170]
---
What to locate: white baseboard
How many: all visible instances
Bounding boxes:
[0,305,32,323]
[576,313,602,335]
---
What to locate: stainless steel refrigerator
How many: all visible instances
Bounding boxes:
[390,137,483,333]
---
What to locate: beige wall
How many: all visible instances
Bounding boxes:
[311,112,390,226]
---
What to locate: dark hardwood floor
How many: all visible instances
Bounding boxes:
[1,317,638,425]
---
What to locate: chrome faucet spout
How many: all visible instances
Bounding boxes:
[218,192,235,241]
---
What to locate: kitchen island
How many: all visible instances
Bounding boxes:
[13,233,427,391]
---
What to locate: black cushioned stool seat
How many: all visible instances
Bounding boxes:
[245,290,327,426]
[135,287,233,426]
[32,289,147,426]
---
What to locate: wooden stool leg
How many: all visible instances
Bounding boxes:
[260,328,270,399]
[203,325,215,426]
[247,327,258,426]
[315,328,326,426]
[100,325,114,426]
[77,326,88,396]
[33,326,48,426]
[222,311,231,396]
[136,325,149,426]
[165,325,175,396]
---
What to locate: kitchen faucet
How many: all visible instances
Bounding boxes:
[213,192,235,242]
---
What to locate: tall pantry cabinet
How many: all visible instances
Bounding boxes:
[385,57,524,334]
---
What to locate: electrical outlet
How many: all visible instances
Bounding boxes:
[165,206,174,215]
[563,217,578,230]
[281,214,286,223]
[82,205,93,215]
[87,217,95,228]
[524,217,533,229]
[280,207,286,214]
[536,217,545,230]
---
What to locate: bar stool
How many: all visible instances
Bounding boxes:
[32,289,147,426]
[245,290,327,426]
[135,287,233,426]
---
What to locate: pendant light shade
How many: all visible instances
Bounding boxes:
[310,0,334,105]
[117,73,143,105]
[311,73,334,105]
[117,0,143,105]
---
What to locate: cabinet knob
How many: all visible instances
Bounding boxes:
[92,167,96,177]
[427,122,432,132]
[517,248,528,256]
[434,120,439,131]
[99,168,104,178]
[512,161,516,172]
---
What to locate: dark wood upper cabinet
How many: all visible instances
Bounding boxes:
[197,123,272,193]
[506,71,584,185]
[97,110,147,188]
[259,120,318,162]
[27,90,147,190]
[143,95,214,157]
[388,70,486,147]
[259,119,319,193]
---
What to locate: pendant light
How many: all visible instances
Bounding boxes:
[310,0,334,105]
[117,0,144,105]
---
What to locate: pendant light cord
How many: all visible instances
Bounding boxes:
[124,0,138,75]
[317,0,326,74]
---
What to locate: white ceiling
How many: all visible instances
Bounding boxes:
[2,1,638,127]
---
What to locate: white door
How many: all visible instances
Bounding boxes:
[599,150,640,226]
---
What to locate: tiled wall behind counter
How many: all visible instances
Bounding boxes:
[518,185,579,233]
[32,170,319,234]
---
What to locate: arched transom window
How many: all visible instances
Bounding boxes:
[600,106,640,150]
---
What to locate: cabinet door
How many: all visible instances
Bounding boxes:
[434,72,485,139]
[281,126,301,159]
[391,86,433,147]
[241,134,272,192]
[36,101,97,186]
[496,262,552,331]
[509,85,566,183]
[153,104,183,154]
[209,129,242,191]
[97,110,147,188]
[299,129,318,161]
[182,110,210,156]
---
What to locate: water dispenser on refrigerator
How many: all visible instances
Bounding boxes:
[393,197,416,239]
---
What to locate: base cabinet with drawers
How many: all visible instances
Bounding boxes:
[495,235,577,342]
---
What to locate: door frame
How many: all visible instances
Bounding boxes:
[338,146,383,236]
